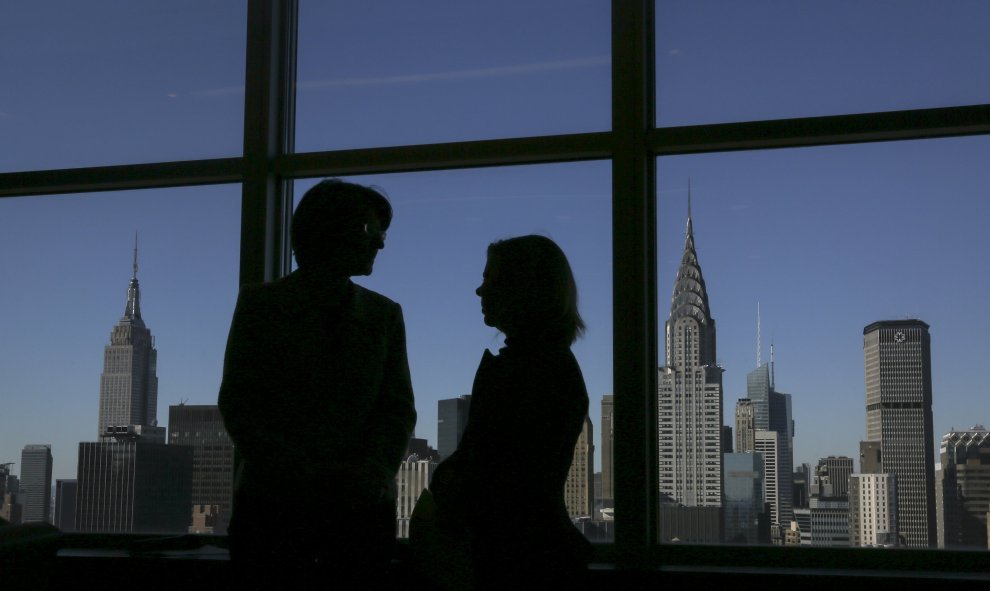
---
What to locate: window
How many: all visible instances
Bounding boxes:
[2,0,990,581]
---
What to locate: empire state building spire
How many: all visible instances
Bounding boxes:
[123,233,143,326]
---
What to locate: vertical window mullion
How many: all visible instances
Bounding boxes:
[612,0,658,565]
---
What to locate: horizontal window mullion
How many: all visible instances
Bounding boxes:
[275,132,612,178]
[0,158,244,199]
[652,104,990,156]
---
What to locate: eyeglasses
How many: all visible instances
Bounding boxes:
[361,222,386,241]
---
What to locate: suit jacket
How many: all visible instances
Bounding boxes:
[218,270,416,504]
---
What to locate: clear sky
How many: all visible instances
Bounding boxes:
[2,1,989,488]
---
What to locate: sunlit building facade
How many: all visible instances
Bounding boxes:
[658,207,723,543]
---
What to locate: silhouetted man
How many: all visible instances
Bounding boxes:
[219,179,416,589]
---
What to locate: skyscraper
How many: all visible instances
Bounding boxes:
[564,415,594,518]
[600,394,614,512]
[54,479,77,532]
[936,425,990,549]
[746,357,795,532]
[863,319,936,548]
[19,444,53,524]
[437,395,471,461]
[658,201,723,543]
[168,404,235,534]
[98,239,158,437]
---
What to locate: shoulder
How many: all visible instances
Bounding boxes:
[352,282,402,315]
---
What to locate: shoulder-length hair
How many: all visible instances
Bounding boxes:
[487,235,585,344]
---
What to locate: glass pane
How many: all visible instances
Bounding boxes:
[296,1,610,151]
[657,136,990,548]
[292,163,613,541]
[0,186,240,534]
[657,1,990,127]
[0,2,246,172]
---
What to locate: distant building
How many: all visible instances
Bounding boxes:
[565,415,594,518]
[849,473,898,547]
[395,455,437,539]
[405,436,439,462]
[723,452,767,545]
[863,320,936,548]
[98,240,159,439]
[75,432,193,534]
[735,399,755,453]
[20,444,53,524]
[54,479,77,532]
[657,205,723,544]
[936,425,990,549]
[600,394,614,511]
[437,395,471,461]
[168,404,235,534]
[754,430,780,537]
[747,361,794,531]
[814,456,853,499]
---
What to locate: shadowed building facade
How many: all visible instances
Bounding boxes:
[168,404,235,534]
[658,203,723,543]
[863,320,936,548]
[19,444,53,524]
[437,395,471,461]
[936,426,990,549]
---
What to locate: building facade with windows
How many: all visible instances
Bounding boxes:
[658,208,723,543]
[167,404,235,534]
[19,444,53,524]
[437,395,471,462]
[863,320,936,548]
[936,426,990,549]
[98,245,159,439]
[565,415,595,518]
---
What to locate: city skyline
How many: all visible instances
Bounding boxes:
[3,3,990,506]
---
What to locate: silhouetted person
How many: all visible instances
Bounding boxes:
[219,179,416,589]
[421,235,593,590]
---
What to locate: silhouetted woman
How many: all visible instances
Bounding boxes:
[426,235,593,589]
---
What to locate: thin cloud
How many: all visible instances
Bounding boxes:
[193,56,609,98]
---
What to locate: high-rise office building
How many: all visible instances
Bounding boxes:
[746,360,794,530]
[849,473,898,547]
[658,203,723,543]
[98,240,159,438]
[54,479,77,532]
[437,395,471,461]
[735,399,755,453]
[395,454,437,539]
[723,452,767,544]
[600,394,614,512]
[168,404,235,534]
[936,425,990,549]
[863,319,936,548]
[565,415,594,518]
[19,444,53,524]
[75,430,193,534]
[754,431,780,529]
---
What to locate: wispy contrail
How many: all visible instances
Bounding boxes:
[193,56,609,97]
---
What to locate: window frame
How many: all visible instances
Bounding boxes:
[2,0,990,576]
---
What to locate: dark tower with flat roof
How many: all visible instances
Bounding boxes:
[863,319,936,548]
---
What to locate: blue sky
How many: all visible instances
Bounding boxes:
[2,2,989,488]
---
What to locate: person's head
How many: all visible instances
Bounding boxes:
[476,235,585,343]
[291,179,392,276]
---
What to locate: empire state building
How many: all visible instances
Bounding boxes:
[97,240,159,437]
[658,199,724,543]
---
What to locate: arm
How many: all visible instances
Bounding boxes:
[356,303,417,490]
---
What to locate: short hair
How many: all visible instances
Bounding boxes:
[487,235,585,344]
[291,179,392,269]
